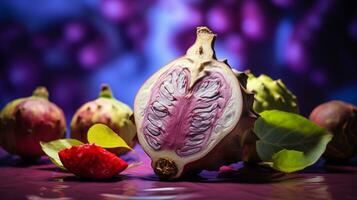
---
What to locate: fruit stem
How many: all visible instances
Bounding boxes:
[32,86,49,99]
[186,27,217,89]
[99,84,114,98]
[154,158,178,179]
[186,26,216,61]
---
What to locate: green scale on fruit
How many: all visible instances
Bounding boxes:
[70,84,136,154]
[246,73,299,114]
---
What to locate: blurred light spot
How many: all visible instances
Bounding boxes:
[275,19,293,66]
[50,77,82,126]
[185,7,203,26]
[5,0,85,31]
[316,0,334,15]
[296,28,312,42]
[241,0,265,40]
[78,43,104,69]
[158,0,202,27]
[225,34,244,52]
[285,40,307,73]
[310,69,327,86]
[89,53,143,107]
[51,78,81,103]
[216,41,243,70]
[9,67,27,85]
[306,14,321,30]
[271,0,296,8]
[164,4,202,53]
[173,3,202,27]
[182,0,203,5]
[44,47,69,69]
[145,0,190,68]
[8,59,40,88]
[223,34,245,69]
[126,20,148,50]
[64,22,86,43]
[32,35,51,50]
[295,12,321,42]
[242,19,259,37]
[207,7,230,33]
[100,0,131,22]
[91,17,123,54]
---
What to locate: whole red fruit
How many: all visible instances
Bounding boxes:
[59,144,128,179]
[309,100,357,161]
[0,86,66,158]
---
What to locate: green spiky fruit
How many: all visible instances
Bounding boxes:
[70,84,136,154]
[247,73,299,114]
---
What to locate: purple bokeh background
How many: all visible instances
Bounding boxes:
[0,0,356,127]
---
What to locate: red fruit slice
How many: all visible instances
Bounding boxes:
[59,144,128,179]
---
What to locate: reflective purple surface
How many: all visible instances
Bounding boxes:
[0,147,356,200]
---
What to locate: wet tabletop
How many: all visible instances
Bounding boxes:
[0,147,356,200]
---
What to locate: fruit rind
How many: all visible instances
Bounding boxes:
[247,73,299,114]
[134,27,256,179]
[0,86,66,157]
[70,84,136,154]
[309,100,357,161]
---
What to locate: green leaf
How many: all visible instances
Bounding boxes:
[40,139,83,169]
[254,110,332,173]
[87,123,133,150]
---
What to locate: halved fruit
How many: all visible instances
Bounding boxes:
[134,27,256,179]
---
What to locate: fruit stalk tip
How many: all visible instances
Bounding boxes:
[186,26,216,61]
[32,86,49,99]
[100,84,114,98]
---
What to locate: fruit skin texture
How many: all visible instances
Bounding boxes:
[134,27,257,179]
[0,87,66,158]
[70,85,136,154]
[309,100,357,161]
[59,144,128,179]
[247,73,299,114]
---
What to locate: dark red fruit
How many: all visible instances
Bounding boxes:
[310,100,357,161]
[0,86,66,158]
[59,144,128,179]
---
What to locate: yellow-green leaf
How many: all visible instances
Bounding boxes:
[271,150,306,172]
[255,110,333,173]
[40,139,83,169]
[87,123,132,150]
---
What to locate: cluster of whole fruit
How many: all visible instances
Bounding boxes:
[0,84,136,158]
[1,27,356,180]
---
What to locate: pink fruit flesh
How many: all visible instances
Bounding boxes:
[134,27,257,179]
[142,67,232,157]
